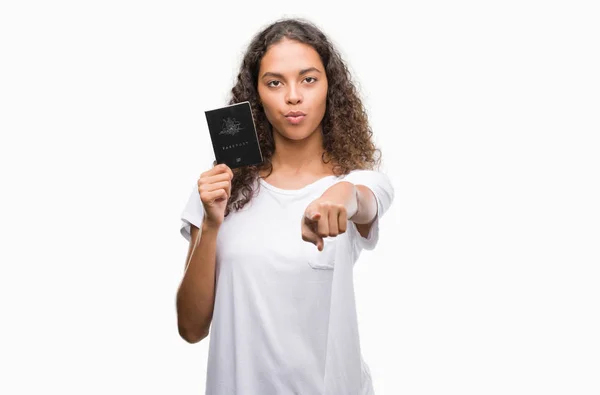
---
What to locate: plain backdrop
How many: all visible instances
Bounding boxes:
[1,1,599,394]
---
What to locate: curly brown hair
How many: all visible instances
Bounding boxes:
[219,17,382,217]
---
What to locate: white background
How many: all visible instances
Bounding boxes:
[1,0,599,394]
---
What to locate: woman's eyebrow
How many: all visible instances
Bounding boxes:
[261,67,322,80]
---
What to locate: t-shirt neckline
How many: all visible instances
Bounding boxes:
[258,175,340,195]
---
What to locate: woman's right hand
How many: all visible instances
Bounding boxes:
[198,163,234,227]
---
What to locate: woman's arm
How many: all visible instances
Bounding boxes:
[319,181,378,236]
[176,220,219,343]
[303,181,370,249]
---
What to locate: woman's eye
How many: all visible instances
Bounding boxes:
[267,78,316,87]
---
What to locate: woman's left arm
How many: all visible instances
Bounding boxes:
[302,171,394,250]
[302,181,378,250]
[321,181,378,226]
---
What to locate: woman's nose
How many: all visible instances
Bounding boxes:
[286,85,302,104]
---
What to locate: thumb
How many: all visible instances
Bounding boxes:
[306,211,320,221]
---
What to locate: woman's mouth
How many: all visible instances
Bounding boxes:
[285,115,305,125]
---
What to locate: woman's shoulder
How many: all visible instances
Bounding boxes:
[339,167,390,178]
[338,167,394,194]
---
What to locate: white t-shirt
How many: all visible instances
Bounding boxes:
[179,169,394,395]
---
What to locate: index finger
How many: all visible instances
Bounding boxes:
[218,163,233,178]
[225,165,234,180]
[212,163,233,178]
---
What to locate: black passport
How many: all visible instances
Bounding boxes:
[204,101,264,169]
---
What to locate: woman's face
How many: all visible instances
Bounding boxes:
[257,38,328,141]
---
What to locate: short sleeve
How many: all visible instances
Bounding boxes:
[179,183,205,242]
[340,170,395,251]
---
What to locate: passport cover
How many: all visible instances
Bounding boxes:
[204,101,264,169]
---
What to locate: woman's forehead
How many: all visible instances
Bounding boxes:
[260,40,323,74]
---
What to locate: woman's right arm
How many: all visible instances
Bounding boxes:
[176,219,220,343]
[176,163,232,343]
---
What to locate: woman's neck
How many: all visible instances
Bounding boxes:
[271,141,333,177]
[268,126,333,176]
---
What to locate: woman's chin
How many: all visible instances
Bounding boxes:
[275,126,321,141]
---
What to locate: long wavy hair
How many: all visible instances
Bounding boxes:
[219,17,381,217]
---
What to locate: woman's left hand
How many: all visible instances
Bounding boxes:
[301,199,348,251]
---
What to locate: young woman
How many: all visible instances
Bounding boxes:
[177,17,394,395]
